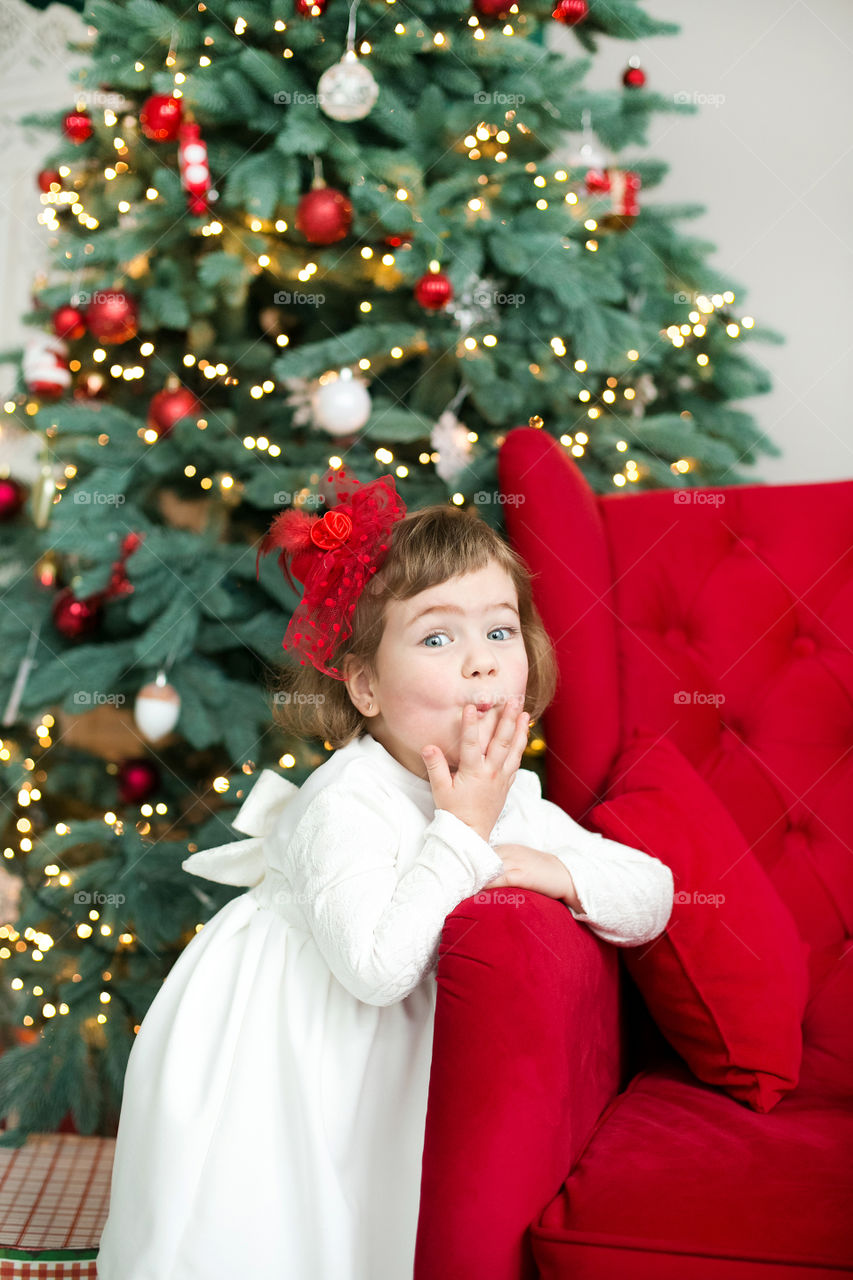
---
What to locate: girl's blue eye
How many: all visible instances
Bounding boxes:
[421,625,518,648]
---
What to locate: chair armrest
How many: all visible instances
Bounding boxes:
[414,889,624,1280]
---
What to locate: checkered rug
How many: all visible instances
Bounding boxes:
[0,1134,114,1278]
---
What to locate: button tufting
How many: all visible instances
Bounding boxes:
[792,635,816,658]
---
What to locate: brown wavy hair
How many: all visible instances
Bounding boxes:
[264,502,559,749]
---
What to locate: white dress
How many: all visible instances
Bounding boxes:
[96,732,673,1280]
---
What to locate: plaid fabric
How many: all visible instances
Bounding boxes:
[0,1134,114,1278]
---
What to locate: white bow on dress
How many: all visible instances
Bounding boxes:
[181,769,300,887]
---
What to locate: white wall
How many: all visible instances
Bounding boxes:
[550,0,853,484]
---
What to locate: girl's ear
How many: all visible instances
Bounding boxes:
[340,654,376,716]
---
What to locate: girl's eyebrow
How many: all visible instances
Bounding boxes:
[406,601,520,629]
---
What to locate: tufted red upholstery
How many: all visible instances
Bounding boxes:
[414,427,853,1279]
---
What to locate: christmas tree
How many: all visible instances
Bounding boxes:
[0,0,782,1144]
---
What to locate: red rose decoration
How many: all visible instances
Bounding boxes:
[310,510,353,550]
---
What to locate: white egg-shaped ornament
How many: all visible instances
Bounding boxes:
[317,50,379,122]
[134,673,181,742]
[311,370,372,437]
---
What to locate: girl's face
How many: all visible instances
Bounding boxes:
[343,560,529,781]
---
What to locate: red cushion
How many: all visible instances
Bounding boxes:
[587,732,810,1113]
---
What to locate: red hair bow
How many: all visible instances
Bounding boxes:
[256,466,406,680]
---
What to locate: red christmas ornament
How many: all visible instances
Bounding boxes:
[52,305,87,341]
[473,0,511,15]
[623,62,646,89]
[295,0,328,14]
[103,530,144,601]
[63,111,93,143]
[52,587,102,641]
[139,94,183,141]
[414,270,453,311]
[147,385,202,438]
[117,758,160,804]
[178,122,211,215]
[37,169,62,193]
[295,185,353,245]
[383,230,413,248]
[85,290,139,343]
[0,477,26,522]
[585,169,611,194]
[552,0,588,23]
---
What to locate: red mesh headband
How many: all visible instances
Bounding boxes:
[255,466,407,680]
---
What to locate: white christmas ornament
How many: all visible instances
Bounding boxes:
[134,672,181,742]
[311,369,372,436]
[431,409,473,482]
[317,50,379,122]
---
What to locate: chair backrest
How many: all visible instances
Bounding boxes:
[499,427,853,952]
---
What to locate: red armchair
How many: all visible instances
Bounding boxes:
[414,427,853,1280]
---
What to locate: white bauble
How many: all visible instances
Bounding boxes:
[317,51,379,122]
[134,675,181,742]
[311,370,372,436]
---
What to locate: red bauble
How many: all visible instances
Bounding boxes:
[622,63,646,88]
[414,271,453,310]
[0,477,26,522]
[117,758,160,805]
[473,0,511,14]
[85,290,139,344]
[52,587,102,641]
[139,94,183,141]
[52,305,87,341]
[147,385,202,438]
[37,169,62,193]
[63,111,93,143]
[295,186,353,245]
[295,0,328,13]
[552,0,588,23]
[383,230,413,248]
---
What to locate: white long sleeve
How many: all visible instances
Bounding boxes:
[283,783,506,1007]
[528,780,674,948]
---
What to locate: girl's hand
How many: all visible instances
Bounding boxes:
[490,843,582,909]
[421,696,529,843]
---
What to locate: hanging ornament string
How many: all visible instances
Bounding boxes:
[2,619,43,727]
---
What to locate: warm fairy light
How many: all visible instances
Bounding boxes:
[381,253,395,266]
[359,40,372,52]
[433,32,445,44]
[617,440,628,451]
[146,188,158,200]
[358,357,371,369]
[550,337,566,356]
[359,301,371,313]
[741,316,754,328]
[375,447,393,464]
[575,432,588,444]
[613,475,626,487]
[396,188,408,201]
[726,322,740,337]
[199,55,211,65]
[258,254,270,267]
[390,346,403,358]
[585,239,598,251]
[697,353,709,366]
[234,15,246,32]
[464,337,477,350]
[483,335,497,346]
[214,775,230,792]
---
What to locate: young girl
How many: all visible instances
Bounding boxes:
[96,466,673,1280]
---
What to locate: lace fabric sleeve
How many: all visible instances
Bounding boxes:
[284,784,506,1006]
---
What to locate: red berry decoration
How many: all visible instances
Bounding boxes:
[414,270,453,311]
[37,169,62,193]
[0,477,26,522]
[473,0,511,16]
[52,587,102,641]
[117,758,160,805]
[622,58,646,88]
[52,305,87,341]
[139,94,183,141]
[295,185,353,245]
[63,111,93,143]
[552,0,588,24]
[85,290,139,344]
[147,385,202,439]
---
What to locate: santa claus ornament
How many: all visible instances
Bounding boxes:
[23,333,71,400]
